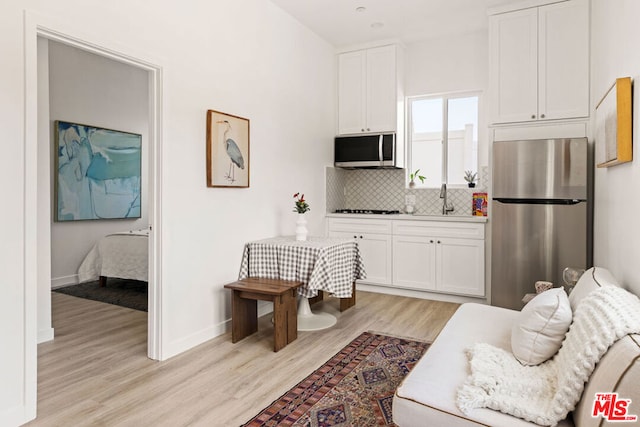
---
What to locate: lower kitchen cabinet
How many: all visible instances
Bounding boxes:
[392,235,437,290]
[328,217,486,298]
[329,231,392,285]
[392,220,485,297]
[435,237,485,296]
[392,235,485,297]
[327,218,393,285]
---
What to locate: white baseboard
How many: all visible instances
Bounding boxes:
[356,283,488,305]
[51,274,79,289]
[162,320,230,361]
[0,405,34,427]
[38,327,54,343]
[162,302,275,360]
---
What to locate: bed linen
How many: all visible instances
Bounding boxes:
[77,229,149,283]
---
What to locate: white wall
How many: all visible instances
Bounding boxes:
[47,40,150,287]
[405,30,488,97]
[405,30,490,168]
[2,0,335,424]
[591,0,640,296]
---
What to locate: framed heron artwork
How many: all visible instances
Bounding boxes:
[206,109,250,188]
[54,120,142,221]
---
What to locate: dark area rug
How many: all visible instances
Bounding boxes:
[53,278,148,312]
[242,331,430,426]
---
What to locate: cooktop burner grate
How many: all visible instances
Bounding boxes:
[334,209,401,215]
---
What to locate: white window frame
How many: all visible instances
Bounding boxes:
[406,90,482,189]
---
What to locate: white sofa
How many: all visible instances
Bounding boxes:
[393,267,640,426]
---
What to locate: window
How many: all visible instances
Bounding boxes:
[407,92,479,188]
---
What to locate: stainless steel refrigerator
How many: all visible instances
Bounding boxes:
[491,138,589,310]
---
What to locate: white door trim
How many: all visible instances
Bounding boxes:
[23,9,164,372]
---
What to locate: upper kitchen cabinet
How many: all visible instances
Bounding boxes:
[337,44,404,135]
[489,0,589,124]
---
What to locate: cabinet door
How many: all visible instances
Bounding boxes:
[436,238,485,297]
[338,50,366,135]
[489,8,538,124]
[366,45,398,133]
[538,0,589,120]
[329,231,392,285]
[392,235,436,291]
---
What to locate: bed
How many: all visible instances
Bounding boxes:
[78,229,149,285]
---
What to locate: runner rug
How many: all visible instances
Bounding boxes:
[242,331,430,426]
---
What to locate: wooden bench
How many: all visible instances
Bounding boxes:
[224,278,303,352]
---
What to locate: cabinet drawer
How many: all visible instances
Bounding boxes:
[328,218,392,235]
[392,220,484,239]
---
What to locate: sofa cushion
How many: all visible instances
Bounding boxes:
[573,334,640,427]
[569,266,620,311]
[393,303,573,426]
[511,287,572,365]
[567,267,640,426]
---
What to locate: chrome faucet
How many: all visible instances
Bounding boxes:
[440,183,455,215]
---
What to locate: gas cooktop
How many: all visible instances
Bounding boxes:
[334,209,401,215]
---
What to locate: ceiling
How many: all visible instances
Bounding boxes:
[269,0,519,47]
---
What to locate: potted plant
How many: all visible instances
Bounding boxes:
[464,170,478,188]
[293,193,310,241]
[293,192,310,214]
[409,169,426,188]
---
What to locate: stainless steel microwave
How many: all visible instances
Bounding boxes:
[334,133,402,168]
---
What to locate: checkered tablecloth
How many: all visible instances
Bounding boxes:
[238,236,366,298]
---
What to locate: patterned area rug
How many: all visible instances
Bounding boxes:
[243,331,430,426]
[53,278,147,312]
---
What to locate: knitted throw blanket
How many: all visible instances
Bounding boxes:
[457,286,640,426]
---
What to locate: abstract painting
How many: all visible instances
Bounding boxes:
[54,120,142,221]
[595,77,632,168]
[206,109,250,188]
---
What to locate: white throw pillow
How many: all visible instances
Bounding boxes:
[568,266,620,311]
[511,287,572,366]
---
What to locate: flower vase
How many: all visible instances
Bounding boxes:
[295,213,308,241]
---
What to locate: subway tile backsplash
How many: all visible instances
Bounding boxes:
[326,166,489,216]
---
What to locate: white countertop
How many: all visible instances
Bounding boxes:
[326,213,488,223]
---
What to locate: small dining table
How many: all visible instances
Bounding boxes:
[238,236,366,330]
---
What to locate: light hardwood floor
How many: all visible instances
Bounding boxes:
[28,291,459,426]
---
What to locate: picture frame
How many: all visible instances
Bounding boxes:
[54,120,142,221]
[206,109,250,188]
[595,77,632,168]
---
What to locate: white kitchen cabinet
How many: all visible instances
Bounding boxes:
[436,237,485,296]
[328,216,486,298]
[489,0,589,124]
[489,8,537,124]
[392,221,485,297]
[328,218,392,285]
[392,235,437,290]
[338,51,366,135]
[338,45,402,135]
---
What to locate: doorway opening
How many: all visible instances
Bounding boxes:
[26,15,163,361]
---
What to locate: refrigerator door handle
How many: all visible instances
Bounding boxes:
[493,198,583,205]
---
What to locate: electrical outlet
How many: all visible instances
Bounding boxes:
[405,195,416,205]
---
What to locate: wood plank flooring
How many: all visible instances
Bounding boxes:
[27,291,459,426]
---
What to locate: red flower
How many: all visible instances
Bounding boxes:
[293,192,310,213]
